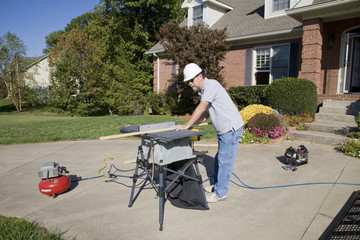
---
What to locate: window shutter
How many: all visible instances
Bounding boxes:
[244,48,253,86]
[289,43,298,78]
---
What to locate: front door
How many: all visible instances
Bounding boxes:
[343,27,360,93]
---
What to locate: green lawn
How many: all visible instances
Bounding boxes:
[0,101,216,145]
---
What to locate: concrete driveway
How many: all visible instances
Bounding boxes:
[0,139,359,240]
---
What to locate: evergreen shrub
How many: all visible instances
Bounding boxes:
[266,77,317,115]
[145,92,176,115]
[247,113,283,138]
[229,85,268,109]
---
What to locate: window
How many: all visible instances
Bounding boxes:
[273,0,290,11]
[254,44,290,85]
[193,5,203,25]
[255,48,270,84]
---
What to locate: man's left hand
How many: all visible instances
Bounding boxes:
[171,125,188,131]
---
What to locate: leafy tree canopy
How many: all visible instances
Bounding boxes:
[156,22,229,114]
[45,0,186,115]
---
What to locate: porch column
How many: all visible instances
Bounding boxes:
[299,18,323,94]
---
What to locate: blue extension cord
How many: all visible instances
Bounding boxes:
[75,172,360,189]
[231,172,360,189]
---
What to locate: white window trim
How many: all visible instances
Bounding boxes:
[265,0,299,19]
[193,4,203,25]
[252,43,291,85]
[183,0,232,27]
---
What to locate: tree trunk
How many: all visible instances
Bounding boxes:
[15,60,21,112]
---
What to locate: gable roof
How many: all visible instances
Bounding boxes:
[24,54,48,70]
[211,0,302,39]
[146,0,302,54]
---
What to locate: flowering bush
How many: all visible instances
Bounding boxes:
[281,113,315,130]
[247,113,283,139]
[240,104,276,124]
[268,125,284,138]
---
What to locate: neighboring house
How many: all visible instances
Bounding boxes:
[25,54,50,90]
[146,0,360,104]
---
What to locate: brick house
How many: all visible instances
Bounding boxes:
[146,0,360,105]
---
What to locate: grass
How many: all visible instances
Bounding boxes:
[0,100,217,145]
[0,215,68,240]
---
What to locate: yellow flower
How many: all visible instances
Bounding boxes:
[240,104,275,124]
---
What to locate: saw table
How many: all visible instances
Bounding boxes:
[121,121,209,231]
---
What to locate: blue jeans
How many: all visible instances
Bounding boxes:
[214,127,243,197]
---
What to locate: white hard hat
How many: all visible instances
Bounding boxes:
[183,63,202,81]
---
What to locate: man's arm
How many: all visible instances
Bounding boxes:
[171,101,209,131]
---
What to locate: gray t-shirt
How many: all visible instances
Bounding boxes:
[199,78,244,135]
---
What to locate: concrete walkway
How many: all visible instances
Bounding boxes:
[0,139,359,240]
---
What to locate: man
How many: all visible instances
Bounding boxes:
[171,63,244,203]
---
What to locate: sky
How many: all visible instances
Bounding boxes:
[0,0,101,57]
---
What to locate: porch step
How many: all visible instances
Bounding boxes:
[287,100,359,145]
[305,120,357,134]
[319,106,360,115]
[287,130,351,145]
[314,113,356,122]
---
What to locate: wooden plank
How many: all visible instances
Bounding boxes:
[99,122,209,140]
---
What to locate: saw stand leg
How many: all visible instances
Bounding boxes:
[128,157,140,208]
[128,146,149,208]
[159,165,165,231]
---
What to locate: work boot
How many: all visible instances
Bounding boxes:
[204,185,214,193]
[206,192,226,203]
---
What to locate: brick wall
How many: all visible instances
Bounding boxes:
[318,94,360,105]
[299,18,323,94]
[220,45,246,87]
[153,56,174,92]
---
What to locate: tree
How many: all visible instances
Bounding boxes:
[43,30,65,54]
[0,32,37,112]
[44,0,186,115]
[156,22,229,114]
[48,28,102,115]
[44,11,96,55]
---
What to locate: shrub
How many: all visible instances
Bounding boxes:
[266,77,318,115]
[340,139,360,158]
[247,113,283,138]
[228,85,268,109]
[239,104,275,124]
[144,92,176,115]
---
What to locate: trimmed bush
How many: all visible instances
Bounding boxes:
[247,113,283,138]
[240,104,275,124]
[229,85,268,109]
[266,77,317,115]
